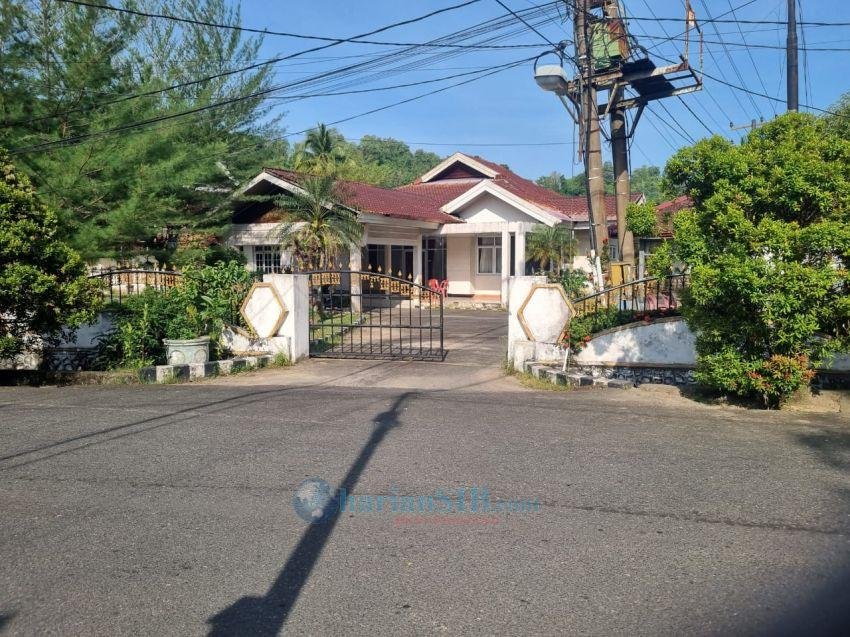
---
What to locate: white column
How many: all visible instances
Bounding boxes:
[514,228,526,277]
[500,227,511,306]
[264,273,310,362]
[349,243,362,313]
[413,235,423,285]
[348,244,362,271]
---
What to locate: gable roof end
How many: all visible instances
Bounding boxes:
[417,152,499,184]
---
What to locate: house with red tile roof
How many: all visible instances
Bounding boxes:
[228,152,644,304]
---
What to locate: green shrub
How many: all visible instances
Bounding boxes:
[96,288,185,368]
[551,268,591,299]
[696,350,815,408]
[96,261,255,368]
[664,113,850,407]
[645,241,673,277]
[564,307,636,352]
[626,202,658,237]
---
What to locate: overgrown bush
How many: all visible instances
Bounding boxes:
[663,113,850,406]
[97,260,255,368]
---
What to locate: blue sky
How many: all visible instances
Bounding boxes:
[239,0,850,180]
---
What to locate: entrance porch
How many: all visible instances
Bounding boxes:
[436,221,536,306]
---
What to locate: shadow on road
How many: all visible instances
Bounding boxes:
[206,392,412,636]
[0,611,16,632]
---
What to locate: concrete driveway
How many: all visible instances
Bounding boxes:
[2,309,850,635]
[220,309,514,392]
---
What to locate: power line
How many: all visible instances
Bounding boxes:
[50,0,557,51]
[9,57,536,155]
[51,0,541,50]
[700,68,847,119]
[698,0,761,120]
[13,2,562,153]
[636,32,850,52]
[196,58,544,166]
[620,15,850,27]
[342,136,571,147]
[492,0,559,48]
[677,96,714,137]
[5,0,509,128]
[655,101,696,144]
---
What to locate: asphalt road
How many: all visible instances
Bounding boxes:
[2,312,850,635]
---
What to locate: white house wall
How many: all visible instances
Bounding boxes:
[455,192,542,224]
[446,236,473,295]
[227,223,281,246]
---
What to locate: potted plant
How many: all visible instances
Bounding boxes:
[163,304,211,365]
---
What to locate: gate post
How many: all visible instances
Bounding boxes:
[264,273,310,362]
[349,245,362,313]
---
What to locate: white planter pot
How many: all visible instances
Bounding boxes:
[163,336,211,365]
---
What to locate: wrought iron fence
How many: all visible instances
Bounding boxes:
[87,268,183,304]
[306,270,445,361]
[571,274,690,318]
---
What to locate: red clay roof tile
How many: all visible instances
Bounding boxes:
[262,154,645,226]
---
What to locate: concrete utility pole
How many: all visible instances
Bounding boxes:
[603,0,634,266]
[574,0,608,265]
[786,0,798,111]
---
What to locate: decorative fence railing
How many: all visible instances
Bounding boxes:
[571,274,690,319]
[87,268,183,304]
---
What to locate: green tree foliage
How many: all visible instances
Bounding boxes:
[351,135,442,186]
[630,165,665,203]
[275,175,363,270]
[823,90,850,137]
[536,164,667,203]
[0,0,286,261]
[526,224,576,274]
[0,149,100,359]
[625,202,658,237]
[664,113,850,406]
[293,123,348,174]
[289,126,443,188]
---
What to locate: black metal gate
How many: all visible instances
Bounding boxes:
[307,270,444,361]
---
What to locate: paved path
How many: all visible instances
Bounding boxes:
[1,310,850,635]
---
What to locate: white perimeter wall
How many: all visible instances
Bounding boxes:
[574,317,697,365]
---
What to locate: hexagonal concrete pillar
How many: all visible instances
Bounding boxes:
[517,283,575,343]
[240,282,288,338]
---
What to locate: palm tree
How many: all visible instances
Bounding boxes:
[275,175,362,271]
[526,224,575,274]
[293,123,347,174]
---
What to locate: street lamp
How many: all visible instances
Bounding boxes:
[533,56,604,291]
[534,64,570,95]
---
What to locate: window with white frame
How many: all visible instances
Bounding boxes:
[477,236,502,275]
[254,245,282,274]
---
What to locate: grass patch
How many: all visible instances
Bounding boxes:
[309,310,365,352]
[270,352,292,368]
[502,359,572,392]
[514,370,573,392]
